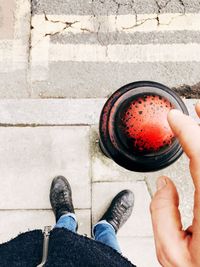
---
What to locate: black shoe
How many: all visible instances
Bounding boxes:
[50,176,75,222]
[100,190,134,233]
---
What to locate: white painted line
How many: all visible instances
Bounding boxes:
[31,15,70,47]
[32,13,200,34]
[30,13,200,80]
[0,99,198,125]
[31,36,50,81]
[49,43,200,63]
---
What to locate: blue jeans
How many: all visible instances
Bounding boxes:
[55,214,121,253]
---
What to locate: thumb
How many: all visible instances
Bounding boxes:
[150,176,185,259]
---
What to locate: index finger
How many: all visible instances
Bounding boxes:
[168,109,200,188]
[195,100,200,118]
[168,108,200,228]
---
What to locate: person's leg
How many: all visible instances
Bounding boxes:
[93,220,121,253]
[54,213,77,233]
[50,176,78,232]
[93,190,134,253]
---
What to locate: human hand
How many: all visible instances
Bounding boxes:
[150,101,200,267]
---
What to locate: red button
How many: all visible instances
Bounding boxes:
[121,95,174,152]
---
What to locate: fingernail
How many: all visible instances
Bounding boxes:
[168,109,184,122]
[169,109,183,116]
[156,177,167,190]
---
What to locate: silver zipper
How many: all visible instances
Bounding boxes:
[36,226,52,267]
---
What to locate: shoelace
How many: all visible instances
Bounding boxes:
[112,201,129,226]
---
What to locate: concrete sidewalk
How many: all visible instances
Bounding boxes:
[0,98,198,267]
[1,0,200,266]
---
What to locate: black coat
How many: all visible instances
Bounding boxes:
[0,228,136,267]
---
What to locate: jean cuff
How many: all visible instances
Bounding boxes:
[58,213,77,223]
[92,219,115,237]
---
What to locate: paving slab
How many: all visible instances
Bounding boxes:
[0,99,198,125]
[0,98,105,125]
[92,181,153,237]
[0,209,91,244]
[119,237,161,267]
[0,126,91,209]
[146,153,194,228]
[91,125,146,183]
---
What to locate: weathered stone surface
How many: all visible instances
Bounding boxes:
[0,99,105,125]
[92,181,153,237]
[0,98,197,125]
[0,126,91,209]
[31,62,200,98]
[91,126,146,183]
[146,154,194,229]
[51,31,200,45]
[0,209,91,243]
[31,0,199,15]
[119,237,161,267]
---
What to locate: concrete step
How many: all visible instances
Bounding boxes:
[0,98,198,125]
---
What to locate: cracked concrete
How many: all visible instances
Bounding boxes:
[33,12,196,37]
[122,0,186,29]
[30,0,199,98]
[179,0,186,13]
[155,0,186,14]
[122,15,158,29]
[31,12,193,48]
[44,12,79,34]
[31,12,79,47]
[155,0,172,12]
[29,5,200,98]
